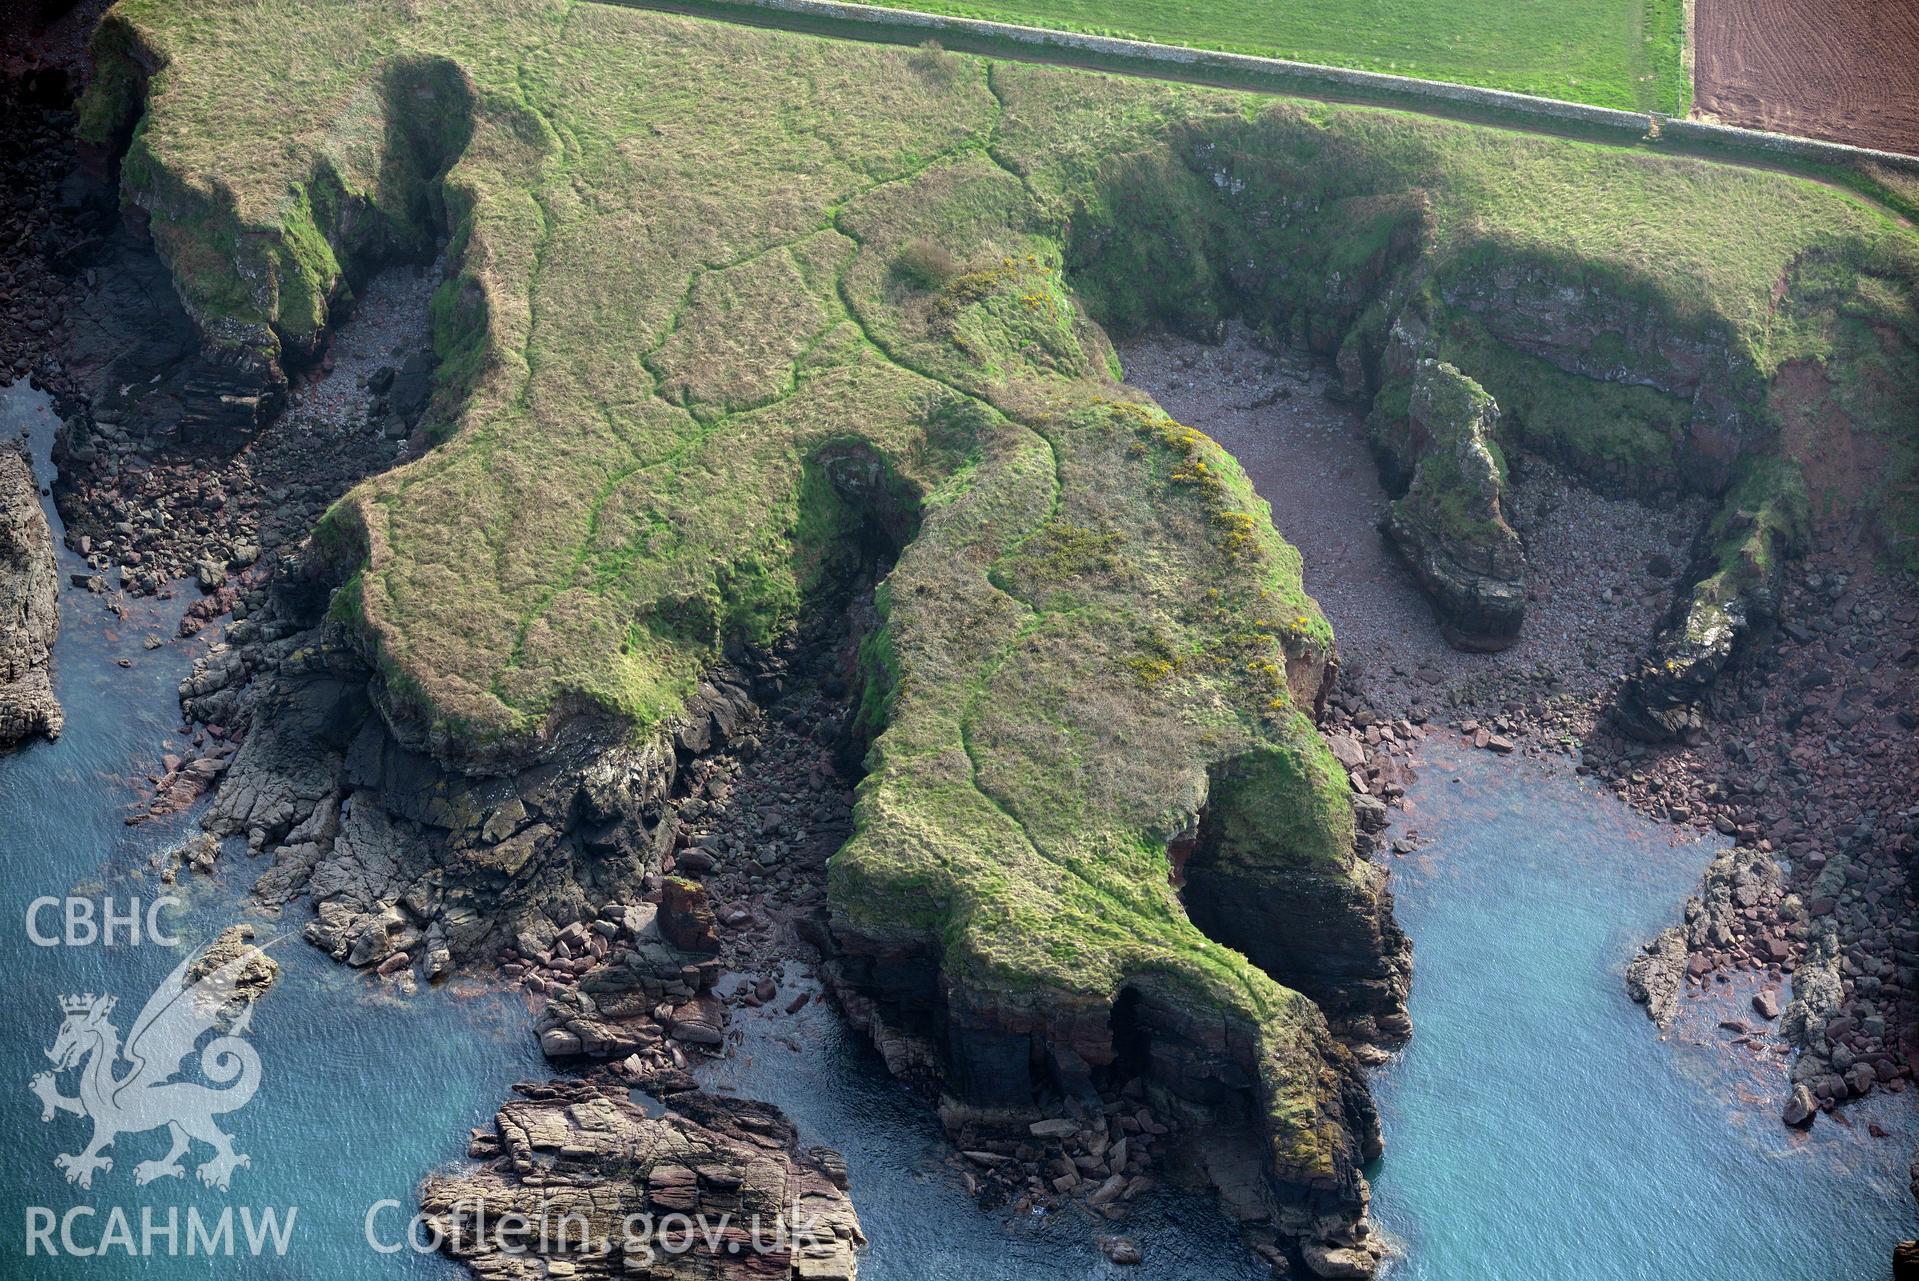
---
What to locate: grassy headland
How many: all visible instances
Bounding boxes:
[88,0,1919,1205]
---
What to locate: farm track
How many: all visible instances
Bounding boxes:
[1695,0,1919,158]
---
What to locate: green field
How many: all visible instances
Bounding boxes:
[852,0,1690,111]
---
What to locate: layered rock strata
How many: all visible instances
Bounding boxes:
[824,940,1387,1274]
[178,608,758,990]
[824,680,1407,1273]
[419,1079,863,1281]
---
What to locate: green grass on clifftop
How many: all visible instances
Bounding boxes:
[92,0,1918,1179]
[96,0,1370,1171]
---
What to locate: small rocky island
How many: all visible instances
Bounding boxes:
[420,1081,863,1281]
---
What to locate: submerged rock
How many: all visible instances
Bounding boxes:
[0,443,60,746]
[1373,361,1526,651]
[1625,927,1686,1030]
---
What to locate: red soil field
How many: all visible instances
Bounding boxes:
[1693,0,1919,156]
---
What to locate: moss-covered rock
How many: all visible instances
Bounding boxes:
[1371,359,1526,650]
[1616,457,1809,741]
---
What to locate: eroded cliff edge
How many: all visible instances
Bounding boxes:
[0,442,60,747]
[80,0,1919,1275]
[90,4,1411,1269]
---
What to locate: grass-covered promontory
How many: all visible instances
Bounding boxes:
[90,0,1919,1216]
[94,0,1371,1193]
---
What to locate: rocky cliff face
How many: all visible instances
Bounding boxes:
[822,711,1406,1275]
[1074,120,1860,750]
[1185,867,1411,1055]
[0,444,60,747]
[1435,263,1765,495]
[173,590,759,988]
[419,1079,863,1281]
[824,932,1387,1275]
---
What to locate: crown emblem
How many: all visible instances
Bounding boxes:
[35,945,265,1193]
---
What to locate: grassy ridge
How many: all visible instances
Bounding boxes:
[839,0,1690,112]
[98,0,1372,1180]
[92,0,1918,1186]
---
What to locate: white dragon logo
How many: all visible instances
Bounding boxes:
[28,943,266,1191]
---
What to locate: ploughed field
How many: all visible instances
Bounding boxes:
[86,0,1919,1262]
[783,0,1688,111]
[1694,0,1919,156]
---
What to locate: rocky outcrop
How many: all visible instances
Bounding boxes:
[826,933,1386,1277]
[1627,848,1787,1030]
[0,443,60,746]
[419,1079,863,1281]
[188,922,280,1001]
[1182,774,1413,1049]
[1625,927,1686,1030]
[1613,589,1749,742]
[1683,848,1787,956]
[822,640,1401,1274]
[1778,933,1865,1108]
[532,909,727,1069]
[1598,544,1919,1127]
[1372,360,1526,651]
[1615,460,1805,742]
[1614,565,1776,743]
[176,600,759,986]
[660,877,720,954]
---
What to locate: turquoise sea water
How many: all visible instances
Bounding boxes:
[1370,743,1915,1280]
[2,378,1911,1278]
[0,384,542,1279]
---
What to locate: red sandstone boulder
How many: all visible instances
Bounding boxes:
[660,876,720,952]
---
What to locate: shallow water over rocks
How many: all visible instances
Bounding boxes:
[1,382,538,1280]
[1370,741,1915,1280]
